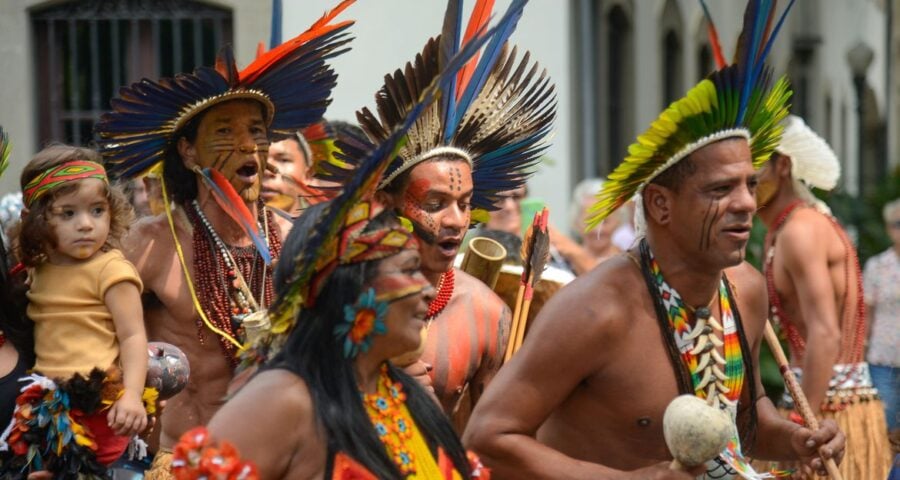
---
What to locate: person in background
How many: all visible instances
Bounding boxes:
[756,114,890,478]
[262,131,312,217]
[864,198,900,443]
[485,185,527,237]
[549,178,624,275]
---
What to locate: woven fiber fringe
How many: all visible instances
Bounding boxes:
[822,398,891,479]
[755,401,891,479]
[144,449,175,480]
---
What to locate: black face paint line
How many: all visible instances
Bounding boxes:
[408,217,438,245]
[699,199,720,251]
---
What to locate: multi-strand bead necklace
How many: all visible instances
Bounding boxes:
[188,200,280,366]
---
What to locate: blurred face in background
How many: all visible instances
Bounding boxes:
[574,194,620,255]
[486,185,526,236]
[262,136,309,211]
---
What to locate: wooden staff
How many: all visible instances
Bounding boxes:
[504,208,550,362]
[763,321,843,479]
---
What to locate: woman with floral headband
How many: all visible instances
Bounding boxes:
[0,145,155,478]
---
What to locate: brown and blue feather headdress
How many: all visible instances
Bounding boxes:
[587,0,794,230]
[94,0,356,180]
[318,0,555,222]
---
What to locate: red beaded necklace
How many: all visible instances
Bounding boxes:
[187,202,282,367]
[764,200,867,366]
[425,269,454,321]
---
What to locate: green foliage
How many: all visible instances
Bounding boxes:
[824,165,900,265]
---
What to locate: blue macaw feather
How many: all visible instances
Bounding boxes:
[751,0,795,92]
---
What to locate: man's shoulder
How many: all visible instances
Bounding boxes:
[724,261,766,310]
[781,207,836,243]
[539,254,640,325]
[453,269,507,310]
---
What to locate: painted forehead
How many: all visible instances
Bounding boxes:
[202,100,267,124]
[406,159,473,196]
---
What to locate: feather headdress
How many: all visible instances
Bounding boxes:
[587,0,795,230]
[240,13,507,367]
[776,115,840,191]
[318,0,555,218]
[94,0,356,180]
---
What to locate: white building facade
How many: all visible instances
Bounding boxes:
[0,0,893,219]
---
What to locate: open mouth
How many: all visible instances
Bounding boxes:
[437,238,461,258]
[236,162,259,180]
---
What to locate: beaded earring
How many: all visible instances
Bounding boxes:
[335,288,388,359]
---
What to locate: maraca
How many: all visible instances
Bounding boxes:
[146,342,190,400]
[663,395,732,470]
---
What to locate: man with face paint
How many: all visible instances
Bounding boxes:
[94,8,354,478]
[465,5,845,478]
[755,115,890,479]
[317,2,555,431]
[262,131,313,217]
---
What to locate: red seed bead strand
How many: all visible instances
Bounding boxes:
[765,200,868,367]
[188,202,281,367]
[425,269,454,321]
[765,200,807,358]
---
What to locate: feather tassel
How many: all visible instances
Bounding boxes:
[193,166,272,265]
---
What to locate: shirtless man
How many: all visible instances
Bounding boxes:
[380,158,511,430]
[94,13,353,476]
[464,4,843,476]
[465,138,843,478]
[122,99,291,458]
[333,1,553,431]
[756,115,890,478]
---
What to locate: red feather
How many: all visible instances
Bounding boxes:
[240,0,356,85]
[302,121,329,142]
[456,0,495,100]
[196,167,272,264]
[707,22,727,69]
[206,168,260,235]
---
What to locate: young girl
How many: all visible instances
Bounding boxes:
[1,145,150,477]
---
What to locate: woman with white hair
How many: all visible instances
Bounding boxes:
[863,198,900,436]
[549,178,631,275]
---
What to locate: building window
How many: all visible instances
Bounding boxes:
[663,30,682,107]
[605,5,632,170]
[32,0,233,147]
[660,0,683,108]
[697,43,713,81]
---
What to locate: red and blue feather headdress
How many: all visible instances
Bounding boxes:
[318,0,555,222]
[94,0,356,180]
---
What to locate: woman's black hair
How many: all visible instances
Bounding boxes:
[0,238,34,367]
[270,201,472,479]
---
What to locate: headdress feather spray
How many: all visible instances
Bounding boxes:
[587,0,795,231]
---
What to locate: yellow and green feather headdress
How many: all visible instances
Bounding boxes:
[587,0,795,230]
